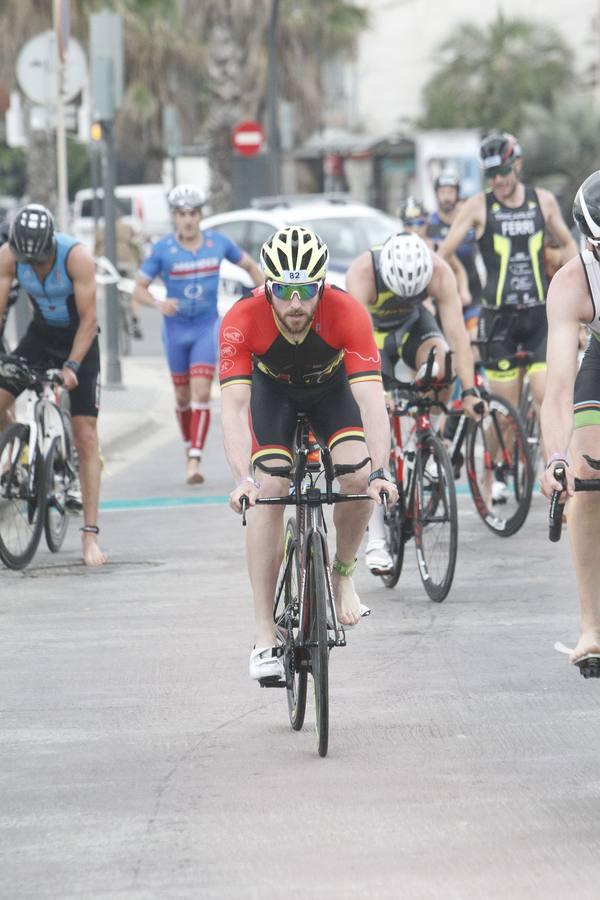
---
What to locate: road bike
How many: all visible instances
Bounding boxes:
[0,356,79,569]
[381,349,459,601]
[240,415,371,758]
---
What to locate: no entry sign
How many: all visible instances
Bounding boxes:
[231,120,265,157]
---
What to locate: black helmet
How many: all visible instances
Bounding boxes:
[573,171,600,243]
[399,197,428,225]
[9,204,55,264]
[434,172,460,193]
[480,132,522,175]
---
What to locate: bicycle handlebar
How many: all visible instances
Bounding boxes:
[0,354,64,390]
[548,466,600,541]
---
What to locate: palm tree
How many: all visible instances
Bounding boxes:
[420,13,574,135]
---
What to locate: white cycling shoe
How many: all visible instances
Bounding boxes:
[365,538,393,575]
[249,646,284,682]
[491,479,509,504]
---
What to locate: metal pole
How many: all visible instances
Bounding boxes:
[55,48,69,230]
[101,119,123,387]
[90,143,101,230]
[268,0,280,195]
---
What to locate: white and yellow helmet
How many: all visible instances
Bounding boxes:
[260,226,329,283]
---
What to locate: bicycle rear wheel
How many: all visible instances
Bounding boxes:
[413,434,458,602]
[466,394,533,537]
[0,423,47,569]
[44,436,69,552]
[519,386,542,480]
[277,518,307,731]
[381,454,406,589]
[306,534,330,757]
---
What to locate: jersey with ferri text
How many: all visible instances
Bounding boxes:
[219,284,382,389]
[16,232,80,331]
[140,229,244,320]
[478,186,547,308]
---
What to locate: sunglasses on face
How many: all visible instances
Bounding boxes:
[485,163,513,179]
[405,218,427,227]
[269,280,322,301]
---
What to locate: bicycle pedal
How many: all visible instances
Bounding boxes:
[258,676,286,688]
[575,658,600,679]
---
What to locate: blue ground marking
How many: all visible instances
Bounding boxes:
[100,485,473,512]
[100,495,230,511]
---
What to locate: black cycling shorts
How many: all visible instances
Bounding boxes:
[477,305,547,380]
[375,306,444,388]
[249,367,365,469]
[0,322,101,418]
[574,333,600,429]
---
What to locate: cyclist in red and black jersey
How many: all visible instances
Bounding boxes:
[219,226,397,682]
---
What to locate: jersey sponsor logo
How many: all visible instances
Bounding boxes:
[219,358,235,374]
[220,343,236,358]
[223,327,244,344]
[184,283,204,299]
[501,219,535,237]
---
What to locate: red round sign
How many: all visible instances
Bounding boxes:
[231,120,265,157]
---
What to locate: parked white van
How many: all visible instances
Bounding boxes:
[72,184,171,250]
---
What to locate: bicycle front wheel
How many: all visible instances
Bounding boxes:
[519,386,542,480]
[413,434,458,602]
[0,423,47,569]
[466,394,533,537]
[306,534,330,757]
[277,518,307,731]
[44,436,69,552]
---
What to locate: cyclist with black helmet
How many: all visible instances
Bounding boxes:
[427,172,482,336]
[132,184,263,486]
[0,204,106,567]
[346,231,484,574]
[219,225,397,680]
[438,132,576,417]
[541,171,600,671]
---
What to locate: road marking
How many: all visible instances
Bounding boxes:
[100,495,229,512]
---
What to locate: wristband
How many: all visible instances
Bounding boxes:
[368,467,393,485]
[546,453,569,470]
[238,475,260,490]
[64,359,80,375]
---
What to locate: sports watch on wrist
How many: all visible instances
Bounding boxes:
[63,359,81,375]
[461,386,480,400]
[368,467,393,485]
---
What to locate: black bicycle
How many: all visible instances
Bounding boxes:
[241,415,371,758]
[0,356,79,569]
[382,349,459,601]
[444,323,535,536]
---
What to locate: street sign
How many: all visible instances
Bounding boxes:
[90,11,123,120]
[16,30,87,105]
[231,120,265,157]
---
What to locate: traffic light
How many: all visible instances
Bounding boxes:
[90,121,103,142]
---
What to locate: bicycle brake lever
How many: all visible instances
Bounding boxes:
[240,495,248,526]
[381,490,389,522]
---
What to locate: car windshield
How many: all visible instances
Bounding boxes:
[302,213,401,268]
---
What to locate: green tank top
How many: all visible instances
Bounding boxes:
[369,246,428,331]
[478,185,547,307]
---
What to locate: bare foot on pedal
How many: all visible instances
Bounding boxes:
[332,572,363,626]
[571,629,600,664]
[186,457,205,485]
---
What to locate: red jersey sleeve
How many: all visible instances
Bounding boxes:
[323,287,382,385]
[218,297,255,388]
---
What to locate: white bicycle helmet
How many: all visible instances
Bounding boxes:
[167,184,205,211]
[380,232,433,297]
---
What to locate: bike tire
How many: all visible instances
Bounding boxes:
[413,433,458,602]
[381,453,406,589]
[306,533,330,757]
[0,423,47,570]
[466,393,533,537]
[519,387,542,480]
[280,518,308,731]
[44,437,69,553]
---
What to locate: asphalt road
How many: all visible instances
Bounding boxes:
[2,323,600,898]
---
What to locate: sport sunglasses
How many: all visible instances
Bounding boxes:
[485,163,514,179]
[269,280,322,301]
